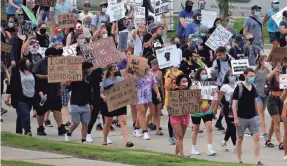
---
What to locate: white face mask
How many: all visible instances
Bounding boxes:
[102,7,107,13]
[102,33,108,38]
[29,45,39,54]
[77,39,86,45]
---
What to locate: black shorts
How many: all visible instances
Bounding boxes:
[280,38,287,47]
[35,95,62,116]
[191,114,213,125]
[152,89,163,105]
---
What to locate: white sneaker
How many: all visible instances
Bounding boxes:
[65,134,71,142]
[143,132,150,140]
[134,129,143,137]
[86,134,93,143]
[107,137,112,144]
[207,148,217,156]
[221,141,229,152]
[191,147,201,155]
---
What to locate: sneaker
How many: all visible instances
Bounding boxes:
[65,121,71,127]
[283,155,287,161]
[58,125,67,136]
[96,124,103,131]
[215,123,225,131]
[263,133,268,141]
[1,108,8,115]
[37,126,47,136]
[82,141,87,144]
[169,137,176,145]
[207,148,217,156]
[221,141,229,152]
[86,134,93,143]
[126,141,134,147]
[110,126,115,131]
[107,137,112,144]
[134,129,143,137]
[256,161,267,166]
[26,132,32,136]
[191,147,201,155]
[65,133,71,141]
[44,119,53,127]
[143,132,150,140]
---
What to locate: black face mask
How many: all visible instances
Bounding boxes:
[56,49,63,56]
[25,64,32,71]
[185,6,193,12]
[40,29,47,35]
[176,43,180,48]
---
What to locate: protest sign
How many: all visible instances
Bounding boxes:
[231,59,249,75]
[268,46,287,64]
[167,89,201,116]
[19,21,33,35]
[134,6,146,26]
[191,81,218,100]
[156,45,181,69]
[109,2,126,22]
[279,74,287,89]
[205,25,233,51]
[128,0,143,6]
[117,31,129,51]
[37,47,47,58]
[154,0,170,16]
[1,42,12,53]
[201,10,217,28]
[21,5,38,25]
[63,44,77,56]
[272,6,287,27]
[120,69,131,79]
[35,0,56,7]
[48,56,83,83]
[58,14,75,28]
[81,37,121,68]
[126,55,149,77]
[104,78,138,112]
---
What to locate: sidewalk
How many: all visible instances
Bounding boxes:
[1,146,133,166]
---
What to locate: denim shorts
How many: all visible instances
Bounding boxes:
[267,95,283,116]
[257,96,267,105]
[70,105,91,124]
[269,32,280,43]
[237,116,260,137]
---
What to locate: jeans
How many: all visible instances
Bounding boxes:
[42,11,50,21]
[16,102,32,134]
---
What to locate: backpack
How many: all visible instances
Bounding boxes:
[216,58,232,75]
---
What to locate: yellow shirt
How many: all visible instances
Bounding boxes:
[164,69,183,107]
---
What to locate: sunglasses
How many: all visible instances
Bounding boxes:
[274,2,279,4]
[84,5,90,7]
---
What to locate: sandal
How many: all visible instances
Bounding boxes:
[125,141,134,147]
[265,141,275,148]
[279,143,284,150]
[102,143,107,146]
[283,155,287,161]
[156,131,164,136]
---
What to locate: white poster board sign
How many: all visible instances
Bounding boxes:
[154,0,170,16]
[63,44,77,56]
[272,6,287,27]
[231,59,250,75]
[201,10,217,28]
[156,45,180,69]
[38,47,47,58]
[191,81,218,100]
[134,6,146,26]
[109,2,126,22]
[128,0,143,6]
[280,74,287,89]
[205,25,233,51]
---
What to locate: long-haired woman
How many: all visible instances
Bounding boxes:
[279,88,287,160]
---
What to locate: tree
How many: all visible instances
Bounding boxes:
[1,0,7,20]
[218,0,230,19]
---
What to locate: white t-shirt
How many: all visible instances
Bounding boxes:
[79,12,94,38]
[133,34,143,56]
[220,84,236,102]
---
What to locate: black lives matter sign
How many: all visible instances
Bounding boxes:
[155,0,170,16]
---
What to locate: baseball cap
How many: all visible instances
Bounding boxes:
[74,22,83,33]
[251,5,261,10]
[271,0,279,3]
[53,27,62,34]
[72,8,81,14]
[82,1,90,6]
[100,0,108,6]
[235,34,245,42]
[185,0,194,7]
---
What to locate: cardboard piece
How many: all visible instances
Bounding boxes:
[21,5,38,25]
[201,10,217,28]
[134,6,146,26]
[81,37,121,68]
[167,89,201,116]
[117,31,129,51]
[231,59,249,75]
[120,69,130,79]
[280,74,287,89]
[104,78,138,112]
[126,55,149,77]
[156,45,181,69]
[205,25,233,51]
[272,6,287,27]
[191,81,218,100]
[19,22,33,35]
[1,42,12,53]
[268,47,287,64]
[35,0,57,7]
[109,2,126,22]
[154,0,170,16]
[58,13,75,28]
[63,44,78,56]
[48,56,83,83]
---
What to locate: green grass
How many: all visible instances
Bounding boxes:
[1,160,51,166]
[1,132,250,166]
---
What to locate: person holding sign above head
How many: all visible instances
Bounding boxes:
[143,23,164,58]
[78,1,94,42]
[22,36,43,65]
[100,64,134,147]
[91,0,109,35]
[132,23,146,56]
[279,10,287,47]
[279,88,287,161]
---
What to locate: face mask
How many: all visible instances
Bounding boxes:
[56,49,63,55]
[77,39,86,45]
[83,7,90,11]
[40,28,46,35]
[199,4,205,10]
[216,23,221,27]
[229,76,236,83]
[29,45,39,54]
[181,82,188,87]
[151,66,159,71]
[102,33,108,38]
[255,11,261,17]
[227,23,234,28]
[201,74,208,81]
[102,7,107,13]
[8,23,14,28]
[25,64,32,71]
[247,77,255,84]
[200,32,206,37]
[58,32,64,37]
[127,25,134,30]
[185,6,193,12]
[238,41,245,48]
[273,4,279,9]
[264,62,268,66]
[176,43,180,48]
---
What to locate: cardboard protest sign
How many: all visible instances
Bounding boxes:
[191,81,218,100]
[205,25,233,51]
[81,37,121,68]
[268,47,287,64]
[63,44,77,56]
[134,6,146,26]
[279,74,287,89]
[156,45,181,69]
[272,6,287,27]
[48,56,83,83]
[126,55,149,77]
[167,89,201,116]
[19,22,33,35]
[120,69,131,79]
[109,2,126,22]
[128,0,143,6]
[231,59,249,75]
[117,31,129,51]
[154,0,170,16]
[104,78,138,112]
[37,47,47,58]
[21,5,38,25]
[201,10,217,28]
[35,0,56,7]
[1,42,12,53]
[58,14,75,28]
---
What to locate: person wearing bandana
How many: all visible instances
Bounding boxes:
[22,37,43,65]
[36,22,49,48]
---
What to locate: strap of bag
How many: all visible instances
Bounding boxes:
[249,16,262,32]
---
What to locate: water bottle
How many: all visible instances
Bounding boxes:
[39,95,47,106]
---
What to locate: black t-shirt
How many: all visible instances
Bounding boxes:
[142,33,164,57]
[179,62,200,77]
[146,54,156,67]
[26,52,43,65]
[233,84,257,119]
[229,46,248,60]
[36,33,50,48]
[69,81,92,106]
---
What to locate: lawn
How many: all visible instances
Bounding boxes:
[1,132,251,166]
[1,160,51,166]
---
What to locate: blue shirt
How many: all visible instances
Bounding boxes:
[267,9,279,32]
[50,0,72,24]
[100,76,124,92]
[279,21,287,39]
[176,9,194,37]
[185,21,200,37]
[7,0,22,15]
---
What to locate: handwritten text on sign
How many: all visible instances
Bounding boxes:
[201,10,217,28]
[268,47,287,64]
[109,2,126,22]
[156,45,180,69]
[272,6,287,27]
[191,81,218,100]
[231,59,249,75]
[280,74,287,89]
[134,6,145,25]
[20,22,33,35]
[1,42,12,53]
[58,14,75,28]
[205,25,233,51]
[155,0,170,16]
[48,56,83,83]
[126,55,149,77]
[81,37,120,68]
[167,89,201,116]
[35,0,56,7]
[104,78,138,112]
